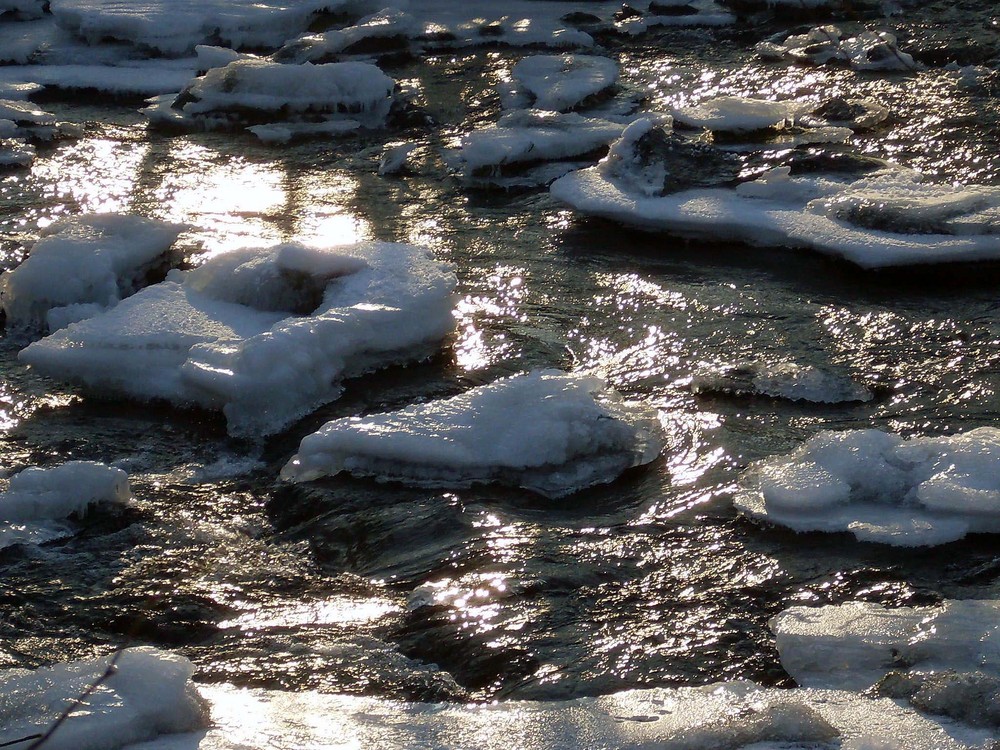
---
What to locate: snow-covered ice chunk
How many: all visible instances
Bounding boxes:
[144,59,396,136]
[20,241,457,438]
[690,361,873,403]
[0,63,197,97]
[502,54,618,112]
[771,599,1000,692]
[420,16,594,52]
[0,647,206,750]
[276,7,418,63]
[281,369,663,498]
[757,25,921,71]
[550,121,1000,268]
[671,96,809,132]
[735,426,1000,546]
[0,460,129,548]
[1,213,185,334]
[48,0,379,56]
[0,99,79,167]
[125,678,995,750]
[613,0,735,35]
[378,141,417,175]
[453,109,638,188]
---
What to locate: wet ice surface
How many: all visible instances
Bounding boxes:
[1,0,1000,746]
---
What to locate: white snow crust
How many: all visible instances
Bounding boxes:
[1,213,185,333]
[504,54,619,112]
[0,647,206,750]
[736,426,1000,546]
[0,460,129,549]
[129,679,995,750]
[671,96,809,132]
[691,361,873,403]
[281,369,664,497]
[20,241,457,438]
[144,59,395,137]
[757,25,921,71]
[772,599,1000,692]
[550,121,1000,268]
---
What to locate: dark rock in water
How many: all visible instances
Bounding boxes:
[614,4,644,21]
[649,1,700,15]
[631,127,742,194]
[479,21,505,37]
[875,670,1000,728]
[810,97,868,123]
[561,12,603,25]
[784,149,888,176]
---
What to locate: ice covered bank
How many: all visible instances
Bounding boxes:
[144,59,396,143]
[0,460,129,548]
[0,647,206,750]
[1,214,185,334]
[281,370,663,497]
[772,599,1000,728]
[129,679,995,749]
[20,241,457,438]
[690,361,873,403]
[550,119,1000,268]
[735,427,1000,546]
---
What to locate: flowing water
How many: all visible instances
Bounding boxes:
[2,0,1000,711]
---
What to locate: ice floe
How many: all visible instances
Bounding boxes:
[276,7,418,63]
[671,95,809,133]
[690,361,873,403]
[281,369,663,497]
[1,213,185,334]
[0,647,206,750]
[20,241,456,438]
[0,98,79,167]
[550,119,1000,267]
[772,599,1000,693]
[126,679,995,750]
[612,0,735,35]
[144,59,396,140]
[500,54,619,112]
[736,426,1000,546]
[419,16,595,51]
[0,460,130,548]
[0,63,198,97]
[451,109,633,188]
[757,25,922,71]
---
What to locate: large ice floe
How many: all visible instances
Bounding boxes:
[1,213,185,334]
[99,679,998,749]
[735,426,1000,546]
[451,109,636,188]
[0,460,130,549]
[690,361,873,403]
[0,647,206,750]
[757,25,922,71]
[499,54,619,112]
[144,58,396,143]
[550,118,1000,268]
[772,599,1000,728]
[19,241,457,438]
[281,369,663,498]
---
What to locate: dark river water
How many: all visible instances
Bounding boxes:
[2,0,1000,710]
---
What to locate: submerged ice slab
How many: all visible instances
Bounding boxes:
[736,426,1000,546]
[144,59,395,136]
[504,54,619,112]
[690,361,873,403]
[20,241,456,438]
[0,647,206,750]
[671,96,809,133]
[772,600,1000,693]
[281,370,663,497]
[550,120,1000,268]
[0,460,129,548]
[133,679,995,750]
[1,213,185,333]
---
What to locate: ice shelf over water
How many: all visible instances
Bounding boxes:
[736,427,1000,546]
[1,213,185,334]
[690,361,873,403]
[773,599,1000,728]
[144,59,396,139]
[550,119,1000,268]
[127,679,995,750]
[0,460,130,548]
[0,647,206,750]
[502,54,619,112]
[281,369,664,498]
[20,241,457,438]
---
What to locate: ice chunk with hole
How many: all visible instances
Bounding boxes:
[281,369,663,498]
[0,647,206,750]
[736,427,1000,546]
[1,213,185,334]
[20,241,457,438]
